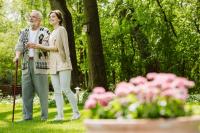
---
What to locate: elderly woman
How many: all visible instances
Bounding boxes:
[27,10,80,121]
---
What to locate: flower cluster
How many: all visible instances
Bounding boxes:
[84,73,195,119]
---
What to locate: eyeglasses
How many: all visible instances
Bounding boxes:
[29,15,39,19]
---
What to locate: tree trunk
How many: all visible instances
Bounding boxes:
[49,0,79,88]
[83,0,107,89]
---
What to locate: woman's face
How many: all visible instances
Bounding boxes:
[49,12,60,26]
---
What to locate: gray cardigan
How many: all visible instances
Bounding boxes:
[15,27,50,74]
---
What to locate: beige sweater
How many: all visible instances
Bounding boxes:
[38,26,72,74]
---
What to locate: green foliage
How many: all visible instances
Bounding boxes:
[80,90,90,104]
[0,90,2,101]
[0,0,200,93]
[187,94,200,103]
[0,27,18,84]
[95,0,200,93]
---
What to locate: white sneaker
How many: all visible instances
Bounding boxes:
[54,115,64,121]
[71,113,80,120]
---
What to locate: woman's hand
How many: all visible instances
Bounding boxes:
[26,42,39,49]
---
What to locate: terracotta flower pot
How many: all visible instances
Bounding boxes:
[84,115,200,133]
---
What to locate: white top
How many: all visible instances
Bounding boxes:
[28,29,39,57]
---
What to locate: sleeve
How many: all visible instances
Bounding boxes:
[15,31,24,52]
[37,44,58,51]
[42,28,50,46]
[60,27,70,58]
[39,28,58,51]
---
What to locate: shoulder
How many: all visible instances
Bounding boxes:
[20,27,29,33]
[40,27,51,35]
[58,26,66,30]
[58,26,68,36]
[58,26,67,32]
[18,28,29,36]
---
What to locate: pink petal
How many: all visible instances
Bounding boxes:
[84,99,97,109]
[92,87,106,94]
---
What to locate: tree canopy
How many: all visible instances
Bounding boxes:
[0,0,199,93]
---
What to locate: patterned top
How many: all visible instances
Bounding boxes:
[15,27,50,74]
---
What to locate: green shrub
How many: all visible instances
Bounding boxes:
[187,94,200,103]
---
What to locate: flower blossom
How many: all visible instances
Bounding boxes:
[85,87,115,108]
[84,72,195,119]
[84,98,97,109]
[115,82,134,97]
[172,77,195,89]
[129,76,147,85]
[161,87,188,100]
[92,87,106,94]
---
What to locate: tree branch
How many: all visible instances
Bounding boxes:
[156,0,177,37]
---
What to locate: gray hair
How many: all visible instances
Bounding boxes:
[31,10,43,20]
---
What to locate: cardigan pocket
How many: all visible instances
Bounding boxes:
[21,62,28,75]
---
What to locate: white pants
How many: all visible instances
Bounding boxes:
[51,70,79,117]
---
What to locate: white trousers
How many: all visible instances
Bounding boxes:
[51,70,79,117]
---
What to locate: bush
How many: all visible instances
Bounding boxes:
[187,94,200,103]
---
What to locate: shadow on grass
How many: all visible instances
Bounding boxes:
[0,109,21,120]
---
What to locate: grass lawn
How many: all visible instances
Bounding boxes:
[1,94,200,133]
[0,103,86,133]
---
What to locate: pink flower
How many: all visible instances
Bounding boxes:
[85,72,195,113]
[156,73,176,82]
[115,82,134,97]
[137,85,159,102]
[161,82,173,90]
[98,97,109,106]
[172,77,195,89]
[161,88,188,100]
[88,93,100,100]
[145,73,176,90]
[146,72,157,80]
[147,80,162,89]
[174,88,188,100]
[129,86,141,94]
[92,87,106,94]
[129,76,147,85]
[84,99,97,109]
[87,92,115,108]
[103,92,116,101]
[97,92,115,107]
[186,81,195,88]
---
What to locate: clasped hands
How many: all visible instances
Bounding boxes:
[26,42,39,49]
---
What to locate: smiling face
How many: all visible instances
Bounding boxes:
[49,12,61,26]
[49,10,63,26]
[28,11,41,28]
